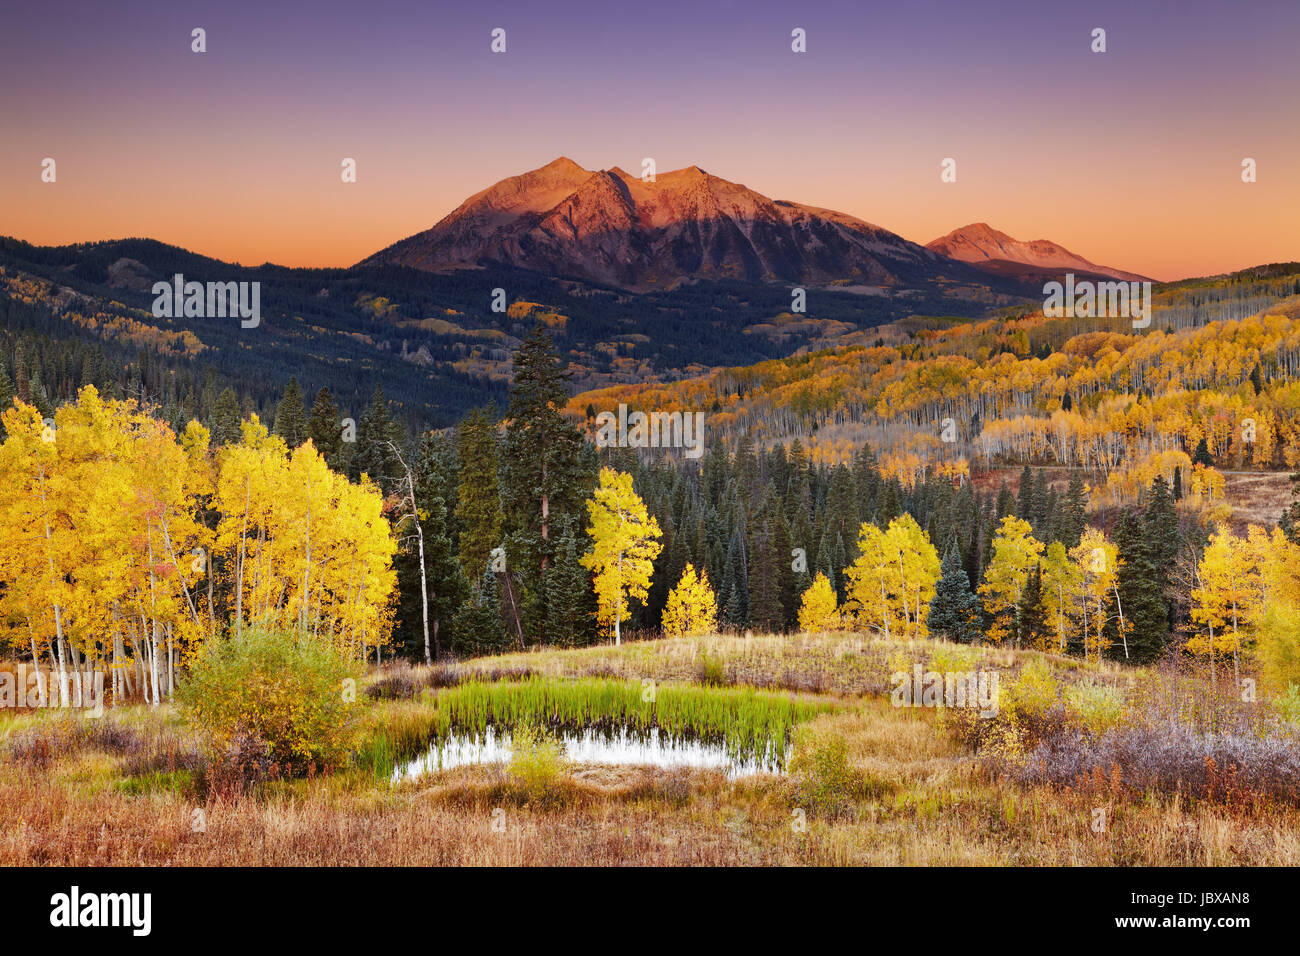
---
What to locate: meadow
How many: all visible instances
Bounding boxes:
[3,631,1298,867]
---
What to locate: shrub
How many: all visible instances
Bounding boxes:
[1275,684,1300,728]
[1065,681,1127,735]
[178,627,359,774]
[697,649,728,687]
[788,724,861,818]
[1004,719,1300,804]
[508,722,566,800]
[928,643,977,675]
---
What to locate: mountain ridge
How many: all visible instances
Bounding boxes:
[926,222,1151,283]
[361,158,991,291]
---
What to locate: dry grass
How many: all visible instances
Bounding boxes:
[3,633,1298,866]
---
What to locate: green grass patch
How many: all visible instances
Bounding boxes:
[422,677,837,763]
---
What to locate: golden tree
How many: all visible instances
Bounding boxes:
[846,515,940,640]
[662,563,718,637]
[797,572,840,632]
[580,467,662,645]
[978,516,1044,645]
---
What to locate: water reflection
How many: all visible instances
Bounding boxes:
[394,725,783,782]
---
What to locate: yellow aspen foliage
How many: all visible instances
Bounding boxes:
[797,572,840,632]
[215,418,396,658]
[1190,528,1262,685]
[978,516,1045,645]
[1069,528,1117,662]
[846,514,941,640]
[1039,540,1083,653]
[662,563,717,637]
[580,467,662,645]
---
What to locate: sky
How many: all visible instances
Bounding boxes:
[1,0,1296,281]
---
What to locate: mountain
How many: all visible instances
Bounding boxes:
[926,222,1150,283]
[361,157,994,291]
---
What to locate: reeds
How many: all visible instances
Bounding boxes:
[425,677,836,763]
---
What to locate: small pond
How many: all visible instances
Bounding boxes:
[393,725,784,782]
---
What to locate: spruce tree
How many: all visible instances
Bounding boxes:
[306,386,342,466]
[545,520,598,647]
[452,569,508,656]
[928,547,981,644]
[1015,564,1048,649]
[498,325,593,645]
[1282,468,1300,546]
[720,530,749,630]
[209,387,243,446]
[352,383,403,488]
[273,377,308,448]
[1144,475,1180,577]
[1059,472,1088,548]
[394,493,465,660]
[1031,470,1050,537]
[455,406,504,577]
[1016,465,1036,524]
[0,363,15,439]
[1111,509,1168,663]
[996,481,1016,519]
[746,524,783,633]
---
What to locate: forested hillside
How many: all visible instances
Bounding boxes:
[0,233,1024,437]
[569,270,1300,517]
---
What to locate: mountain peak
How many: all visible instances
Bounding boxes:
[926,223,1149,283]
[361,158,961,290]
[541,156,585,173]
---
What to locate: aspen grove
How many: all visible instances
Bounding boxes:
[0,387,396,707]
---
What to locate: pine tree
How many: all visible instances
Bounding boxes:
[452,569,508,656]
[1192,436,1215,468]
[455,406,503,577]
[306,386,343,467]
[1017,465,1036,525]
[273,377,308,448]
[1016,564,1048,649]
[928,546,981,643]
[746,524,783,633]
[547,521,597,646]
[1059,472,1088,548]
[352,383,402,488]
[1111,509,1168,663]
[499,326,594,645]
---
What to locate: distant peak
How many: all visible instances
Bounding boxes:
[539,156,587,174]
[949,222,1007,239]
